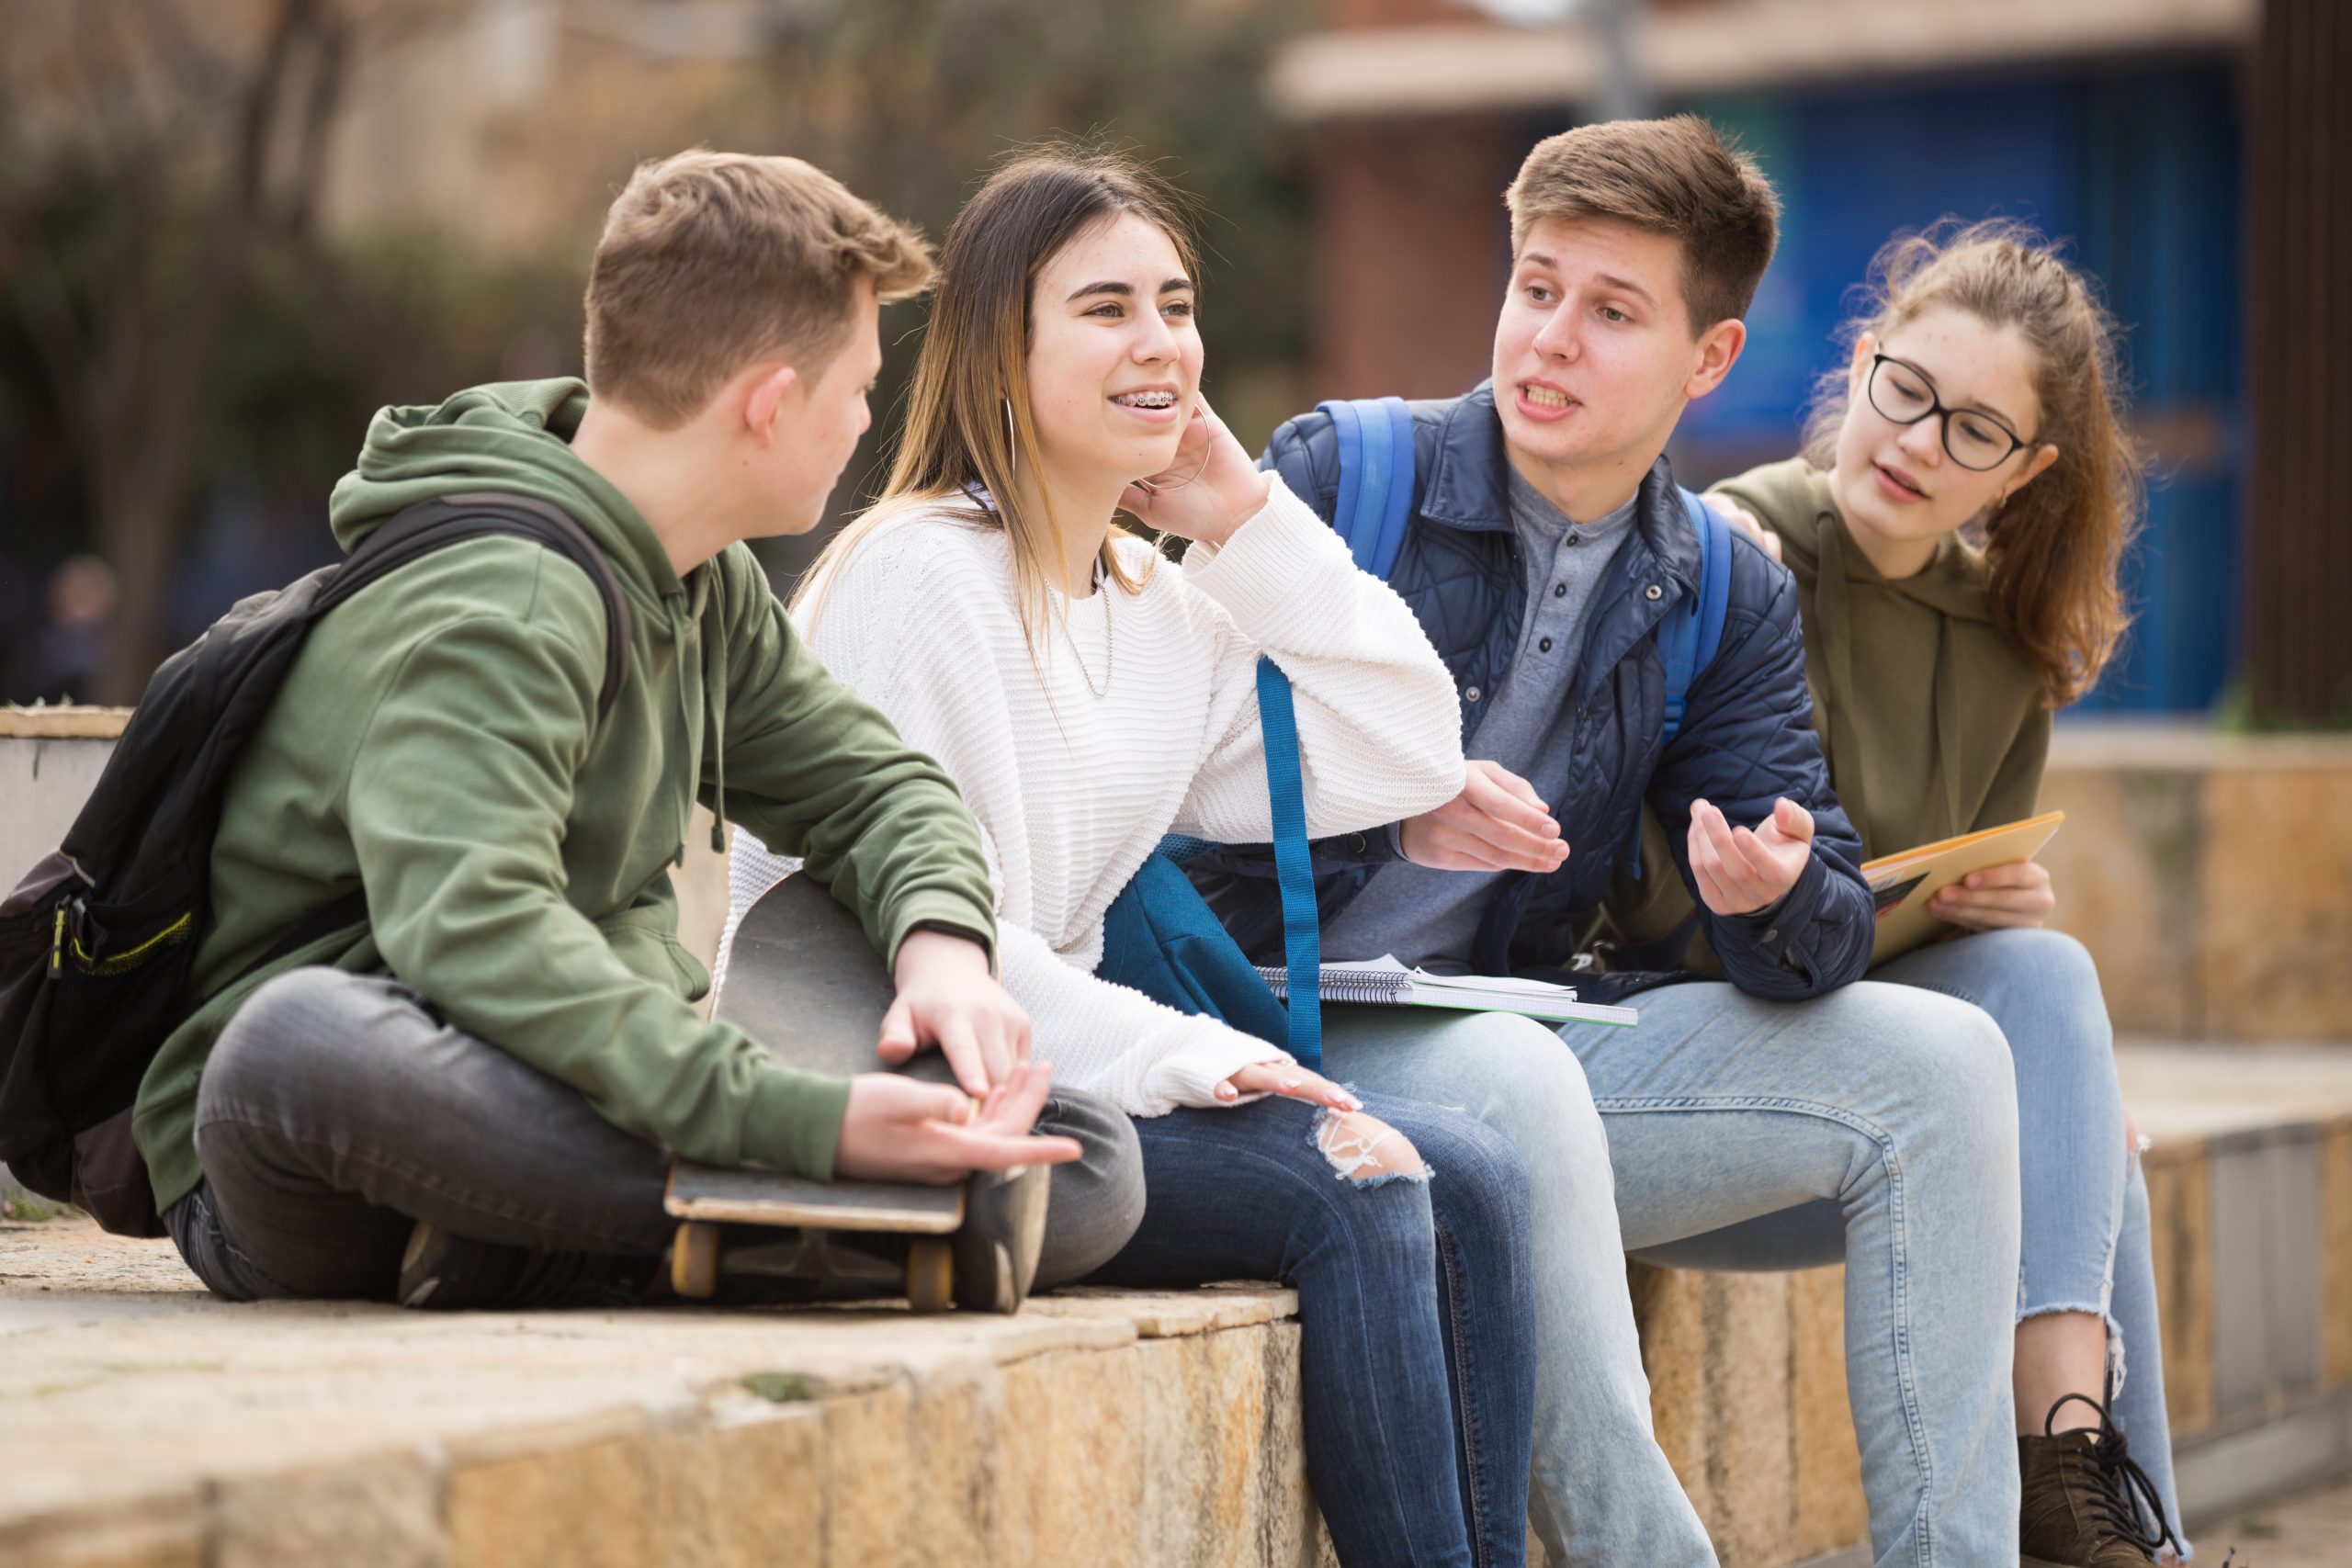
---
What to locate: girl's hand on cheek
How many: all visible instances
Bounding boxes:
[1928,859,2054,930]
[1120,394,1270,547]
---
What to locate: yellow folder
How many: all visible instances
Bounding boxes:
[1860,810,2065,967]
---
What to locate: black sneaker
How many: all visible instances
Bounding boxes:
[2019,1391,2184,1567]
[397,1221,653,1311]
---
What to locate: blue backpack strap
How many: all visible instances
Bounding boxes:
[1623,490,1736,879]
[1254,655,1323,1068]
[1658,488,1734,746]
[1316,397,1416,580]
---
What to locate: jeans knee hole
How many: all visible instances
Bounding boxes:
[1310,1108,1429,1187]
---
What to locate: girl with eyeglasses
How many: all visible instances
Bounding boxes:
[1604,220,2184,1566]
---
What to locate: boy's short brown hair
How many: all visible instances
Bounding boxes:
[1505,115,1781,334]
[584,151,934,427]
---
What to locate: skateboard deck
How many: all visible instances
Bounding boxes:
[666,873,964,1235]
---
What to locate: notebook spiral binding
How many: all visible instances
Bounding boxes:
[1254,965,1414,1006]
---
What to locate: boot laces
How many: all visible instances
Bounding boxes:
[2042,1390,2183,1559]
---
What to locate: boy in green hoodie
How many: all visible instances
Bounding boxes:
[139,151,1130,1310]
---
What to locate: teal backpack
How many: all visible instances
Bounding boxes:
[1095,397,1736,1063]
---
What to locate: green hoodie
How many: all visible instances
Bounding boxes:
[133,378,999,1213]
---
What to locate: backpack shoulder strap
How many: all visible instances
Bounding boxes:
[1657,487,1734,749]
[333,492,634,726]
[1315,396,1417,581]
[1253,655,1323,1069]
[1623,491,1736,881]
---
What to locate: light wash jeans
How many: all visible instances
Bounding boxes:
[1327,979,2025,1568]
[1876,929,2187,1556]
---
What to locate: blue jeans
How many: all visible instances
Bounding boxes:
[1090,1091,1537,1568]
[1564,979,2023,1568]
[1317,1006,1716,1567]
[1876,929,2187,1555]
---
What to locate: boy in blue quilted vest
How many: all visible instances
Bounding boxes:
[1200,117,2028,1568]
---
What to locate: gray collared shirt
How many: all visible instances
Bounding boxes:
[1320,469,1640,970]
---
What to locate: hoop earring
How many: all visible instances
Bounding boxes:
[1134,444,1213,496]
[1002,398,1017,471]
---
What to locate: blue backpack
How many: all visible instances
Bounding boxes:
[1095,397,1736,1066]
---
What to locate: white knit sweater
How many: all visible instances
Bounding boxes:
[720,477,1464,1117]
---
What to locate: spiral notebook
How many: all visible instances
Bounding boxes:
[1256,956,1637,1026]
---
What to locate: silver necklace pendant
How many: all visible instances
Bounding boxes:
[1063,569,1114,697]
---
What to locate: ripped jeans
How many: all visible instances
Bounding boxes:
[1089,1092,1537,1568]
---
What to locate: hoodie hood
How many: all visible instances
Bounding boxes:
[329,378,685,615]
[1743,457,1998,626]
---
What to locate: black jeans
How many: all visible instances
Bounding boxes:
[167,966,1143,1303]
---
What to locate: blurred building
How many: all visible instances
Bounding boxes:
[1268,0,2346,719]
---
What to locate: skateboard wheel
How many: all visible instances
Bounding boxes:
[905,1236,955,1314]
[672,1221,721,1299]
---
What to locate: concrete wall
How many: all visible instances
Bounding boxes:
[2040,725,2352,1043]
[0,726,118,891]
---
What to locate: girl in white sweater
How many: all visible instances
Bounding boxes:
[725,149,1539,1566]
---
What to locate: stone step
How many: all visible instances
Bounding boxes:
[0,1232,1331,1568]
[11,1045,2345,1568]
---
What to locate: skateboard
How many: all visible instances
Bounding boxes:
[664,873,1048,1313]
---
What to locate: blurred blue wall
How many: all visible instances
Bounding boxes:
[1522,61,2245,714]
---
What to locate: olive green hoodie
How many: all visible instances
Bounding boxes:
[1600,457,2048,968]
[133,378,999,1213]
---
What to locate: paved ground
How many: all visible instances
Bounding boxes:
[2196,1470,2352,1565]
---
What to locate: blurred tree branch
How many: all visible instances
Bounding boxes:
[0,0,449,704]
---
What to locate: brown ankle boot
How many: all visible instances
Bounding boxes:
[2018,1392,2182,1567]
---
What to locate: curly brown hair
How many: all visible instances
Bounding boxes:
[1804,220,2144,706]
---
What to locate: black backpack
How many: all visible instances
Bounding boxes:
[0,492,632,1235]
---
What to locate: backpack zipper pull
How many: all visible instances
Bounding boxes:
[50,904,67,978]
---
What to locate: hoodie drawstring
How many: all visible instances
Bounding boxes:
[706,581,729,854]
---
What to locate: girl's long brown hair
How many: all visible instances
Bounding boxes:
[795,143,1201,650]
[1804,220,2145,706]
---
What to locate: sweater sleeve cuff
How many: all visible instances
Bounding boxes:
[740,1063,855,1180]
[1178,475,1351,631]
[1142,1030,1295,1112]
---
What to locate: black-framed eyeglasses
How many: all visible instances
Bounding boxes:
[1865,354,2034,472]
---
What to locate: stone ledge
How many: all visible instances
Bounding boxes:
[8,1046,2348,1568]
[0,1224,1324,1568]
[0,706,130,740]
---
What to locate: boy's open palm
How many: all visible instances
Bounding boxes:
[835,1062,1081,1185]
[1688,797,1815,916]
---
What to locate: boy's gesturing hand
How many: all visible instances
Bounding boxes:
[1687,797,1815,916]
[1400,760,1570,874]
[835,1062,1082,1185]
[881,930,1032,1096]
